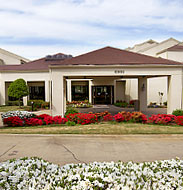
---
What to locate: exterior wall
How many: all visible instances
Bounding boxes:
[116,81,125,101]
[147,77,167,104]
[132,42,158,52]
[125,79,138,102]
[141,39,179,57]
[126,38,180,105]
[0,49,29,65]
[158,51,183,62]
[0,71,50,105]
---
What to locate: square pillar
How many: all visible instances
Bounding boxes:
[114,80,117,103]
[23,80,28,106]
[138,77,147,111]
[167,75,182,114]
[66,80,72,102]
[52,73,64,116]
[89,80,92,103]
[45,80,50,102]
[0,81,5,105]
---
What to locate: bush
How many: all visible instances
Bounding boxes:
[131,112,147,123]
[148,114,176,125]
[5,101,23,106]
[28,100,44,108]
[172,109,183,116]
[2,113,67,127]
[1,111,35,120]
[65,107,79,116]
[114,102,128,107]
[175,116,183,126]
[66,113,98,125]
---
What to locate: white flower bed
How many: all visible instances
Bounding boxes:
[1,111,35,120]
[1,158,183,189]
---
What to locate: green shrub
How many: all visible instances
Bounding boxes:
[114,102,128,107]
[28,100,44,108]
[172,109,183,116]
[41,102,50,109]
[5,101,23,106]
[65,121,76,126]
[65,107,79,116]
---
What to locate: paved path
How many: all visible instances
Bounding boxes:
[78,105,167,116]
[0,134,182,166]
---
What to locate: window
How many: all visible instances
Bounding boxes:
[29,86,45,100]
[72,85,89,101]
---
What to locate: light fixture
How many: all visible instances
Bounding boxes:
[141,83,145,91]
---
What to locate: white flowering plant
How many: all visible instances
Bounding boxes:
[0,157,183,189]
[1,111,35,120]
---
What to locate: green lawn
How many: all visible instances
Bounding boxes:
[0,106,32,112]
[0,122,183,134]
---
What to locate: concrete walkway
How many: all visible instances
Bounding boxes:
[0,134,183,165]
[78,105,167,116]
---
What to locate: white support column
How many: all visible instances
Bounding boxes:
[167,75,182,114]
[89,80,92,103]
[114,80,117,103]
[52,73,64,116]
[138,77,147,111]
[0,81,6,105]
[45,80,50,102]
[23,81,28,106]
[66,80,72,102]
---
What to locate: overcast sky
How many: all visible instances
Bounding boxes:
[0,0,183,60]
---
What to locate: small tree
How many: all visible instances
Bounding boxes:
[8,78,29,107]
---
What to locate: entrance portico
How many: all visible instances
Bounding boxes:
[50,47,183,116]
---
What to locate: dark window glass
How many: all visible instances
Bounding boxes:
[72,85,89,101]
[29,86,45,100]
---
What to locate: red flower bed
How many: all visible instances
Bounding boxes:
[103,114,113,121]
[114,113,125,122]
[3,116,24,127]
[114,111,147,123]
[174,116,183,126]
[3,114,67,127]
[148,114,176,125]
[66,113,98,125]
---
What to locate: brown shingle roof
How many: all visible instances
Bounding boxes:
[0,46,182,72]
[0,53,68,71]
[51,46,183,66]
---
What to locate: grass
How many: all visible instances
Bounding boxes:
[0,106,30,112]
[1,122,183,134]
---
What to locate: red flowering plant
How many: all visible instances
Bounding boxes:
[119,111,132,122]
[114,113,125,122]
[89,111,111,122]
[148,114,176,125]
[53,116,67,124]
[66,113,98,125]
[175,116,183,126]
[131,112,147,123]
[25,118,43,126]
[3,116,24,127]
[103,114,114,121]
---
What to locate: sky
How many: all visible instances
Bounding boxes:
[0,0,183,60]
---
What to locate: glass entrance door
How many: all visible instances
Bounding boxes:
[92,86,113,104]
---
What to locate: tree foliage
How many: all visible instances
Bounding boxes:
[8,79,29,106]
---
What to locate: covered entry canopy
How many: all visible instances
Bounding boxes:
[49,46,183,116]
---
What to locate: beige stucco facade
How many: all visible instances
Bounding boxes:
[50,65,183,116]
[0,48,29,65]
[127,38,183,105]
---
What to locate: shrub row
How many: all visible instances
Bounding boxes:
[3,111,183,127]
[3,114,67,127]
